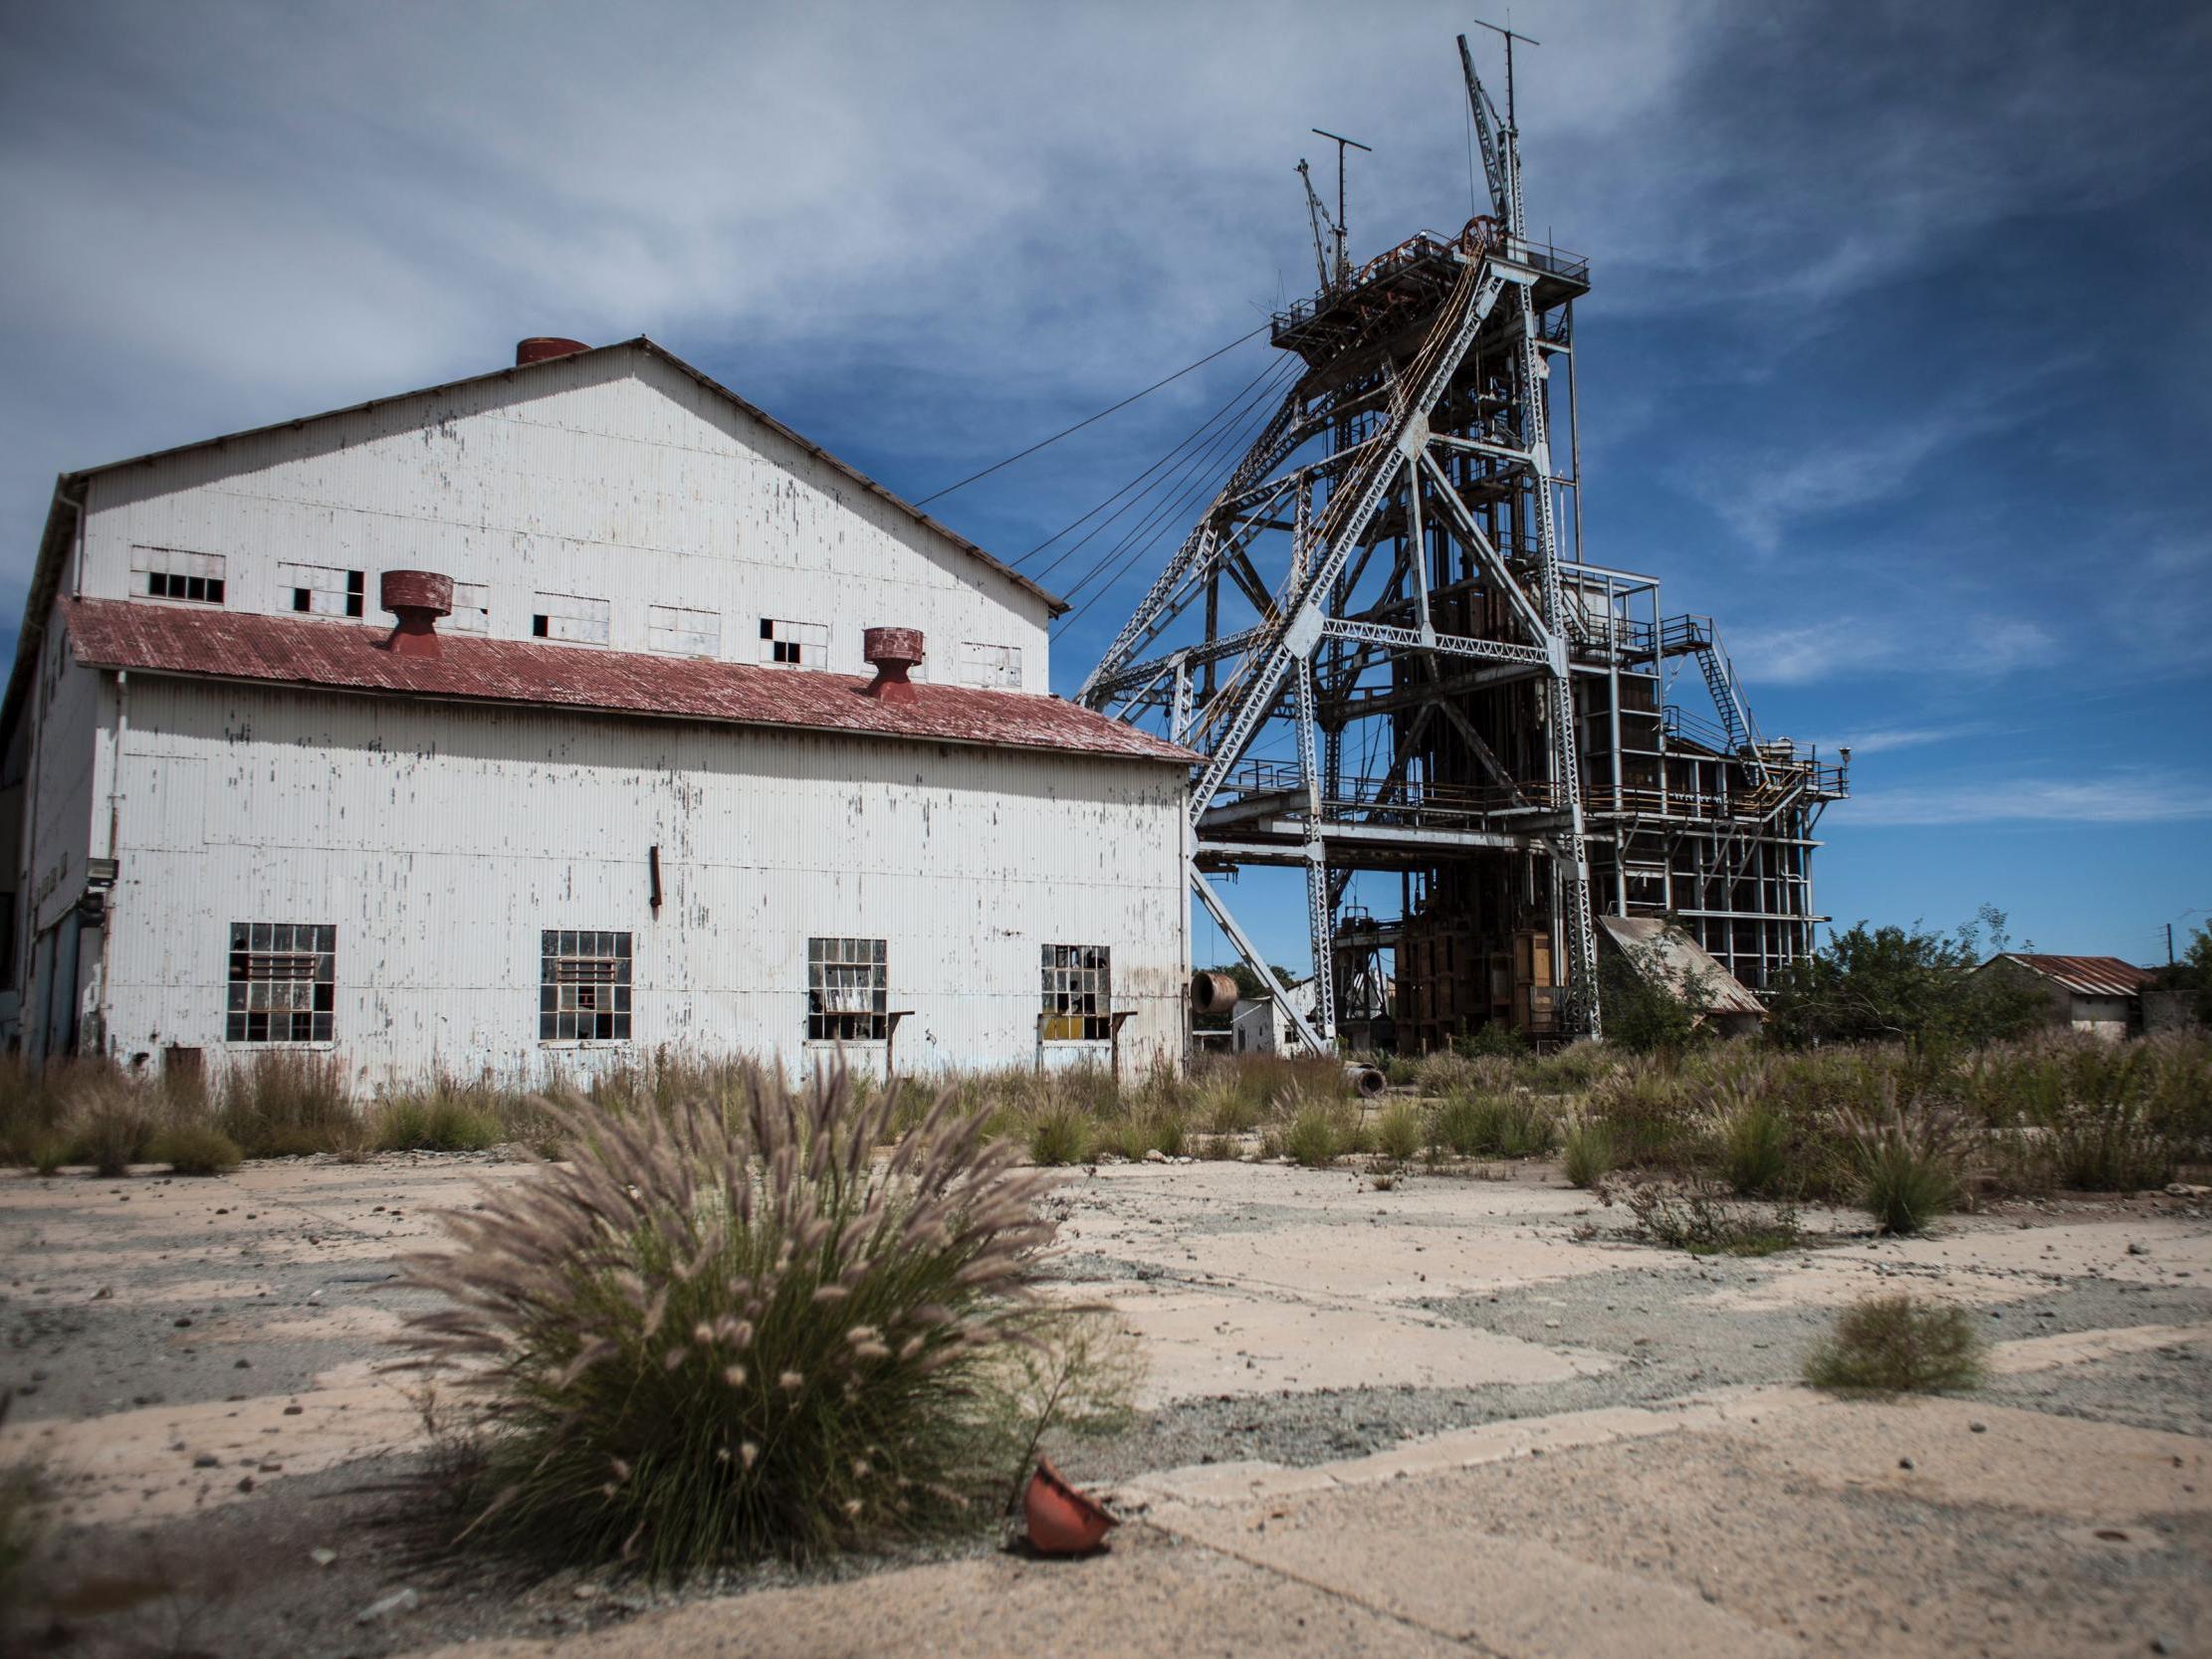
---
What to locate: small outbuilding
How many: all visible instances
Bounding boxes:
[1595,916,1766,1038]
[1975,954,2156,1041]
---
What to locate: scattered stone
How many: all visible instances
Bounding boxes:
[236,1476,255,1493]
[573,1583,602,1601]
[235,1358,251,1368]
[283,1404,305,1415]
[1898,1457,1914,1471]
[2128,1242,2148,1256]
[1144,1148,1169,1163]
[93,1286,112,1299]
[173,1317,193,1328]
[356,1586,420,1624]
[310,1549,337,1568]
[1970,1422,1987,1433]
[193,1453,220,1468]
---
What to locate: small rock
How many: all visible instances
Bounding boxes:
[2128,1242,2148,1256]
[1143,1148,1168,1163]
[235,1358,252,1368]
[173,1317,193,1329]
[2152,1637,2175,1655]
[357,1586,420,1624]
[93,1286,113,1299]
[193,1453,220,1468]
[310,1548,337,1567]
[1898,1457,1914,1471]
[236,1476,255,1494]
[573,1584,602,1601]
[1969,1422,1987,1433]
[283,1404,305,1415]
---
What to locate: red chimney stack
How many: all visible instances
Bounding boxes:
[862,627,924,704]
[379,570,454,659]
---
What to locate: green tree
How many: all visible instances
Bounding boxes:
[1598,939,1703,1055]
[1765,907,2046,1048]
[2155,923,2212,1023]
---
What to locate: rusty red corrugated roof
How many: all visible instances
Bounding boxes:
[64,599,1197,766]
[1990,953,2156,998]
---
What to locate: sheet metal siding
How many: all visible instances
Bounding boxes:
[77,351,1049,688]
[100,680,1187,1085]
[1994,953,2154,1000]
[26,638,105,935]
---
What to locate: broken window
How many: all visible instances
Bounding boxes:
[958,642,1022,689]
[531,592,611,644]
[760,617,827,669]
[226,923,334,1043]
[445,581,492,634]
[541,930,632,1041]
[132,546,227,605]
[279,562,365,618]
[648,604,723,658]
[1041,944,1111,1041]
[807,936,886,1041]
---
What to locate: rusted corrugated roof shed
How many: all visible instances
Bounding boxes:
[64,598,1196,765]
[1986,953,2156,999]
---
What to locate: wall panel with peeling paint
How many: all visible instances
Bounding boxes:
[89,679,1187,1085]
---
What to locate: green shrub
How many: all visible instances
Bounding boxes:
[1026,1102,1094,1166]
[2043,1099,2174,1192]
[402,1067,1059,1574]
[219,1051,354,1156]
[1805,1294,1985,1392]
[1430,1093,1499,1155]
[1584,1070,1698,1166]
[148,1123,243,1176]
[1455,1024,1528,1061]
[1412,1052,1473,1098]
[1528,1040,1618,1093]
[1496,1098,1558,1157]
[1373,1102,1425,1163]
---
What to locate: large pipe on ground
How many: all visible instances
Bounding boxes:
[1344,1063,1386,1100]
[1190,971,1241,1016]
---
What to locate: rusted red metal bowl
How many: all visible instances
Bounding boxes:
[1023,1457,1118,1555]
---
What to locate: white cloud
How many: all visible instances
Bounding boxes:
[1729,610,2050,688]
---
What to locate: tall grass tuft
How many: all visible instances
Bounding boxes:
[402,1064,1058,1574]
[148,1123,243,1176]
[1804,1294,1985,1392]
[1026,1101,1095,1166]
[1277,1090,1356,1167]
[218,1051,355,1156]
[1373,1101,1425,1163]
[70,1079,158,1176]
[1561,1121,1615,1188]
[1842,1088,1965,1235]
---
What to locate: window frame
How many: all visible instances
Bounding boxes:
[1040,943,1113,1042]
[760,617,828,670]
[225,922,335,1044]
[806,935,888,1042]
[540,930,633,1043]
[131,545,228,607]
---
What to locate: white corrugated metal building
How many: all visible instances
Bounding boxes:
[0,337,1195,1084]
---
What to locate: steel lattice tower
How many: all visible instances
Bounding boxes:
[1078,36,1846,1051]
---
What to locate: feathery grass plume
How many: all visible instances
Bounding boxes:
[1840,1082,1966,1235]
[1712,1076,1791,1197]
[399,1061,1058,1574]
[1611,1173,1800,1256]
[1805,1294,1985,1392]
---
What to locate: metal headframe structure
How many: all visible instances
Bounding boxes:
[1077,33,1847,1053]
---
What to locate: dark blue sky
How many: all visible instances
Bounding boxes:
[4,1,2207,972]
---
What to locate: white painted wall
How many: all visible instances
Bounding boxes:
[72,346,1052,690]
[84,676,1187,1085]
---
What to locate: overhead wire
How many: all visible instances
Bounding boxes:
[912,322,1272,508]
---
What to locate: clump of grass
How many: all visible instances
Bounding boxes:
[2042,1099,2174,1192]
[1192,1132,1242,1161]
[1717,1089,1792,1197]
[374,1086,506,1153]
[70,1080,158,1176]
[1429,1094,1556,1158]
[1373,1101,1425,1163]
[1026,1101,1094,1166]
[1613,1175,1800,1256]
[148,1123,243,1176]
[1804,1294,1985,1392]
[218,1051,354,1156]
[1277,1092,1355,1167]
[1561,1121,1615,1188]
[1584,1070,1698,1166]
[401,1065,1059,1575]
[29,1138,69,1178]
[1843,1090,1964,1235]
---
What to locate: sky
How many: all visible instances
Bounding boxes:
[2,0,2208,975]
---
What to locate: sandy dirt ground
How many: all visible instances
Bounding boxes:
[4,1150,2208,1658]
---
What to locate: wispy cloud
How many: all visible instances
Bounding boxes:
[1850,768,2212,828]
[1730,611,2052,688]
[1800,725,1987,756]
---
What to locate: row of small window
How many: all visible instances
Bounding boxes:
[222,928,1111,1045]
[129,547,1021,686]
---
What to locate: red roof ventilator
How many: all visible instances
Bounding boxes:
[379,570,454,659]
[861,627,924,704]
